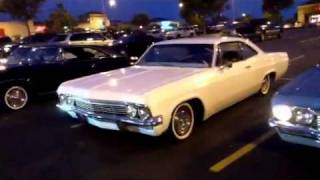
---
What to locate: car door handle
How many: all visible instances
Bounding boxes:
[245,65,252,69]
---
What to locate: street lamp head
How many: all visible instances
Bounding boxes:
[242,13,247,17]
[109,0,116,7]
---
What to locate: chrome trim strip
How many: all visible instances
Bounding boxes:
[57,104,162,127]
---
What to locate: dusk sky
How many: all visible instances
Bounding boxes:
[0,0,310,21]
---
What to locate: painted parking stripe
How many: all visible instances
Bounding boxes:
[70,123,84,129]
[289,54,305,63]
[209,130,276,173]
[300,36,320,43]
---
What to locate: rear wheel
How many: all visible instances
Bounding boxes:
[169,103,195,140]
[2,85,29,110]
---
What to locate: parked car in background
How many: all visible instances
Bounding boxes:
[164,26,196,39]
[57,36,288,140]
[270,66,320,148]
[50,32,114,46]
[0,44,129,110]
[1,33,56,57]
[235,19,282,41]
[0,36,13,57]
[112,31,163,62]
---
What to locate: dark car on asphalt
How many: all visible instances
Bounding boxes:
[235,19,282,41]
[0,44,130,110]
[270,66,320,148]
[112,31,163,62]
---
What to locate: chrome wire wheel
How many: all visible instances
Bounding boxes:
[261,75,271,95]
[171,103,194,140]
[4,86,28,110]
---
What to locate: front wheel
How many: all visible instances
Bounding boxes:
[2,85,29,110]
[169,103,195,140]
[260,75,272,96]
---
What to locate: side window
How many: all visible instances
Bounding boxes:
[83,48,110,58]
[239,43,258,60]
[62,47,111,61]
[29,47,60,64]
[217,42,244,66]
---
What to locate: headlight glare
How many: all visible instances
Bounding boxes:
[127,105,138,119]
[294,108,316,125]
[272,105,292,122]
[138,107,151,121]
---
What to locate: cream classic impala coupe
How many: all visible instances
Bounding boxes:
[57,36,289,140]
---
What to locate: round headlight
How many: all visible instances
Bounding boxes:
[59,94,67,104]
[127,105,137,119]
[138,107,151,121]
[295,109,315,125]
[66,96,74,105]
[272,105,292,122]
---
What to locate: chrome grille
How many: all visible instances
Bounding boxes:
[74,99,128,115]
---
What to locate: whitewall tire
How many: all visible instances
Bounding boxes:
[170,103,195,140]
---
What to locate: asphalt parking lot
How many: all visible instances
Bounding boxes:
[1,28,320,180]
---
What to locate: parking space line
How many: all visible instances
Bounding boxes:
[300,36,320,43]
[289,54,305,64]
[209,130,275,173]
[70,123,84,129]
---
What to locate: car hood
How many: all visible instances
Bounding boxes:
[58,66,204,102]
[273,67,320,109]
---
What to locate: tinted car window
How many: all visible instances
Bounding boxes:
[28,47,60,63]
[7,47,32,64]
[240,43,257,59]
[8,47,59,64]
[63,47,99,61]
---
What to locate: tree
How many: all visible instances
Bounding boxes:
[263,0,294,22]
[47,3,78,33]
[0,0,45,35]
[131,13,150,26]
[180,0,228,33]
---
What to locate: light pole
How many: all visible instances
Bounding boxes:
[231,0,235,22]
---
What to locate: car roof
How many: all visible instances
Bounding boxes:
[155,35,246,45]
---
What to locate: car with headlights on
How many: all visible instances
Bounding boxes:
[57,36,288,140]
[0,44,129,110]
[270,66,320,148]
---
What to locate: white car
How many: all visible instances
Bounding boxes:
[57,36,289,140]
[164,27,196,39]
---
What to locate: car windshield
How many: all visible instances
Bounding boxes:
[138,44,213,68]
[7,47,59,64]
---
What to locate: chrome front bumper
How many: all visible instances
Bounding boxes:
[269,118,320,148]
[57,104,163,136]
